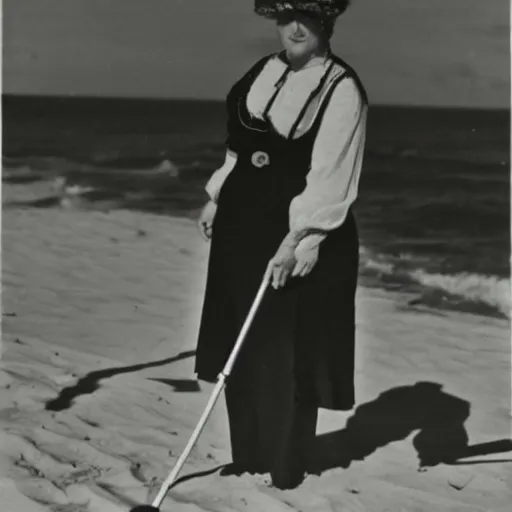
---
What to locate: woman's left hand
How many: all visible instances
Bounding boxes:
[292,244,319,278]
[267,242,297,290]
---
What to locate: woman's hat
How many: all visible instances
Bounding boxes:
[254,0,351,19]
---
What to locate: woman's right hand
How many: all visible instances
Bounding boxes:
[198,200,217,241]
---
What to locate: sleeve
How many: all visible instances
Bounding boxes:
[205,149,238,203]
[286,76,368,252]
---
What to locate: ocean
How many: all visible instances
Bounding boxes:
[2,95,511,318]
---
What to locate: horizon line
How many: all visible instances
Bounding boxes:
[2,92,510,113]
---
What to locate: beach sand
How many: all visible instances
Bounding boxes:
[1,180,511,512]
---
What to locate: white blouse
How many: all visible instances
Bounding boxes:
[206,53,367,252]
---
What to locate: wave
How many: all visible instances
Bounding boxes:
[367,147,509,167]
[360,249,511,319]
[410,270,510,314]
[3,158,510,319]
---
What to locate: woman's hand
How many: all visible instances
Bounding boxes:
[267,240,297,290]
[198,200,217,241]
[292,244,319,277]
[267,234,322,289]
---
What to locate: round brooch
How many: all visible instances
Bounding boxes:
[251,151,270,168]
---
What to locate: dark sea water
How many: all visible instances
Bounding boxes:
[2,95,510,317]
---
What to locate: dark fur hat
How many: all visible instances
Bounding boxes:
[254,0,351,19]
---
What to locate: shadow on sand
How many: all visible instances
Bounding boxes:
[45,350,197,412]
[310,381,512,473]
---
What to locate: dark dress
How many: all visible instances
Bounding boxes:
[195,54,362,487]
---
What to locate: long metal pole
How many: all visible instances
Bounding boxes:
[150,270,270,509]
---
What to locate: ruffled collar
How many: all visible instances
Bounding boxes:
[276,50,332,72]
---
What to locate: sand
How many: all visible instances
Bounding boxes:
[1,182,511,511]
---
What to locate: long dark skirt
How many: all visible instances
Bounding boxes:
[225,356,319,488]
[195,191,359,484]
[195,205,359,410]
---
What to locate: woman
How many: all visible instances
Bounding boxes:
[195,0,367,489]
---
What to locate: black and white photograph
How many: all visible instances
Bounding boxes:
[1,1,511,511]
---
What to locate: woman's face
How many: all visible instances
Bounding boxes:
[276,12,327,61]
